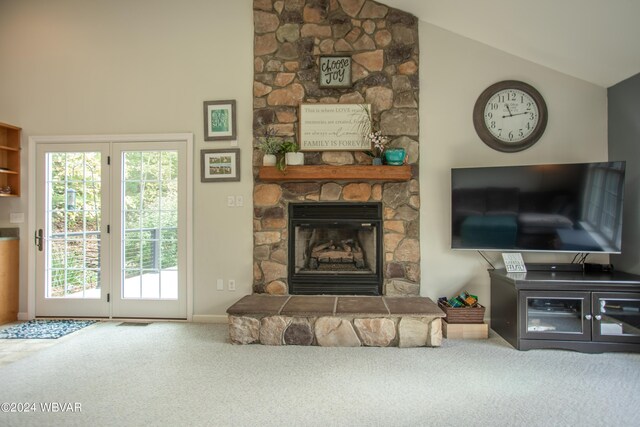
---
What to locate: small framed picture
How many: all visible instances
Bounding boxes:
[203,100,237,141]
[319,55,352,88]
[200,149,240,182]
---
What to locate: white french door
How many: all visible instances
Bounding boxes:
[35,144,111,317]
[34,137,190,319]
[110,142,187,318]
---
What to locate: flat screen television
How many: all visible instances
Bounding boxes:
[451,161,625,253]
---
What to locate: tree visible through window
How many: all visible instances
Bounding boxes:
[46,152,102,297]
[122,150,179,299]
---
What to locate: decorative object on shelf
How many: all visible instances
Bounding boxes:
[384,147,406,166]
[203,99,237,141]
[256,127,282,167]
[256,127,299,171]
[262,154,276,167]
[364,130,388,165]
[318,55,352,88]
[502,252,527,273]
[200,148,240,182]
[299,103,371,151]
[282,140,304,167]
[473,80,547,152]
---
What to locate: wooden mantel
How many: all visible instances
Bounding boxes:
[258,165,412,182]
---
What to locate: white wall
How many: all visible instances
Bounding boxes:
[0,0,254,319]
[420,23,609,317]
[0,1,610,319]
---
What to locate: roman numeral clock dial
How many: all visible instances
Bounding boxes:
[473,80,548,152]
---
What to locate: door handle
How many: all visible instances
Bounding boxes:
[584,314,592,320]
[34,229,43,252]
[594,314,602,321]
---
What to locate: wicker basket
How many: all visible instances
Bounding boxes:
[438,302,485,324]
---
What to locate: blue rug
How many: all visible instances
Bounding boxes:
[0,320,97,339]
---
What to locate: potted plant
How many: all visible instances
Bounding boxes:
[257,127,282,166]
[282,140,304,166]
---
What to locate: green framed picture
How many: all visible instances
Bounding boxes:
[203,100,237,141]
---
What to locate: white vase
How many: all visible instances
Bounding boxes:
[263,154,277,166]
[285,152,304,166]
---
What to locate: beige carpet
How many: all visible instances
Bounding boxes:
[0,321,638,426]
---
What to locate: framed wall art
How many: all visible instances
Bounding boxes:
[203,100,237,141]
[200,148,240,182]
[318,55,352,88]
[299,103,371,151]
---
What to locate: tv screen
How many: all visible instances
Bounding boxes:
[451,161,625,253]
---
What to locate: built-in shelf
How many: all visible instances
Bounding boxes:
[258,165,412,182]
[0,122,21,197]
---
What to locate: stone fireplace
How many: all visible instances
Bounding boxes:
[229,0,441,349]
[289,202,383,295]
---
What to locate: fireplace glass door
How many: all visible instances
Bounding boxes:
[293,223,377,275]
[288,203,382,295]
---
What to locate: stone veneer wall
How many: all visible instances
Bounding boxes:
[252,0,420,296]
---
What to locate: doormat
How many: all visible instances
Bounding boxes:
[0,320,97,339]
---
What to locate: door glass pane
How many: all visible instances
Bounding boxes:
[45,152,102,299]
[121,150,178,300]
[526,297,583,333]
[599,298,640,336]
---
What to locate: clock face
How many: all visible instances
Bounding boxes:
[483,89,539,143]
[473,80,548,153]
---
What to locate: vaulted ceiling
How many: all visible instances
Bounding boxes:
[383,0,640,87]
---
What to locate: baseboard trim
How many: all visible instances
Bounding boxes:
[192,314,228,324]
[14,313,227,323]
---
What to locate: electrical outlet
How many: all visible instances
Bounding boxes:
[216,279,224,291]
[227,196,235,207]
[228,279,236,291]
[235,195,244,207]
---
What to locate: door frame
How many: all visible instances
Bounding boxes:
[27,133,193,321]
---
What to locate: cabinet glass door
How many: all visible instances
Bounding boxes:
[521,291,590,340]
[593,292,640,343]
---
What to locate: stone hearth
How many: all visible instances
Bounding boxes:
[227,295,444,347]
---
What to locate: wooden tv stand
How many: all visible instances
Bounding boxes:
[489,268,640,353]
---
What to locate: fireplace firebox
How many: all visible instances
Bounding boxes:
[288,202,383,295]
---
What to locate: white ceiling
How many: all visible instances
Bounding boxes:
[383,0,640,87]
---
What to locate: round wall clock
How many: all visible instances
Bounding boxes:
[472,80,548,152]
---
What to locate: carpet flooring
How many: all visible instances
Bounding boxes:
[0,322,638,426]
[0,320,97,339]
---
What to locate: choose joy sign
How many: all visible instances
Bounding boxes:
[319,56,352,88]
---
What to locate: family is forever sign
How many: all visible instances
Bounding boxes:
[299,103,372,151]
